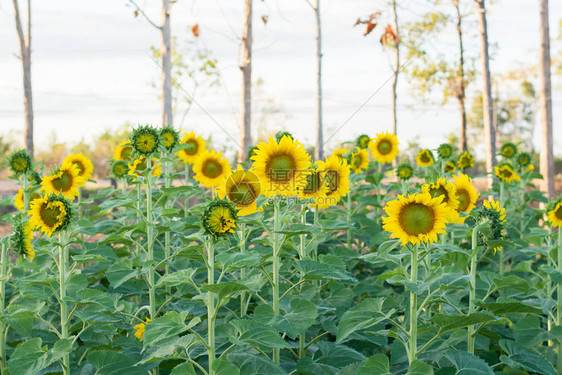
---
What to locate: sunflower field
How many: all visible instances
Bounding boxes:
[1,126,562,375]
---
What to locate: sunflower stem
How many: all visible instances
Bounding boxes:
[121,177,127,196]
[299,204,307,259]
[164,153,171,278]
[0,241,8,374]
[207,239,217,375]
[58,231,70,375]
[346,193,352,249]
[22,171,29,214]
[239,223,247,317]
[146,157,156,320]
[408,244,419,364]
[184,163,190,216]
[556,227,562,375]
[272,198,281,365]
[467,224,482,354]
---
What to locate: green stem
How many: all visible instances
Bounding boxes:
[273,198,281,365]
[146,157,156,322]
[468,226,480,354]
[164,154,171,278]
[22,172,29,214]
[207,240,216,375]
[0,242,8,374]
[313,209,319,261]
[408,244,419,364]
[299,205,307,259]
[184,164,190,216]
[239,224,247,317]
[556,231,562,375]
[346,194,352,248]
[59,232,70,375]
[121,177,127,196]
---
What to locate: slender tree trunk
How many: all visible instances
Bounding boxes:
[538,0,554,198]
[475,0,496,185]
[314,0,323,161]
[454,0,467,152]
[13,0,33,157]
[391,0,400,163]
[160,0,172,127]
[239,0,253,163]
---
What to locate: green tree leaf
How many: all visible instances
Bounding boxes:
[336,298,394,342]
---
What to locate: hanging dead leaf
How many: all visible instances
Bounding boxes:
[261,15,269,25]
[365,22,377,36]
[192,24,200,37]
[380,25,399,46]
[134,10,139,17]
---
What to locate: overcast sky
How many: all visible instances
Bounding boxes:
[0,0,560,159]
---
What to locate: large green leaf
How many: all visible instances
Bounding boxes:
[294,260,355,281]
[87,350,146,375]
[170,362,196,375]
[431,313,497,334]
[216,251,261,269]
[407,360,434,375]
[230,319,289,349]
[202,281,249,301]
[228,353,286,375]
[443,350,494,375]
[477,301,543,315]
[140,335,200,364]
[143,311,198,347]
[105,260,143,289]
[499,339,556,375]
[254,299,317,339]
[213,358,241,375]
[315,341,366,368]
[156,269,196,288]
[8,338,72,375]
[336,298,394,342]
[357,354,390,375]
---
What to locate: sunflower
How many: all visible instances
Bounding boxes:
[476,199,507,253]
[130,125,160,155]
[128,157,163,177]
[382,192,448,246]
[178,132,206,164]
[516,152,532,171]
[8,149,32,175]
[62,153,94,182]
[444,161,457,173]
[331,148,348,161]
[10,217,34,261]
[355,134,371,149]
[298,164,329,208]
[192,149,231,188]
[416,149,434,167]
[421,177,460,220]
[349,147,370,174]
[494,163,520,183]
[41,164,86,200]
[457,151,474,170]
[114,140,134,161]
[500,142,517,158]
[28,194,73,237]
[316,155,351,209]
[217,165,262,216]
[160,126,180,151]
[437,143,454,160]
[546,197,562,228]
[396,162,413,181]
[369,132,399,163]
[275,131,294,143]
[251,135,311,197]
[451,173,479,223]
[14,188,41,212]
[111,160,129,178]
[247,145,259,161]
[133,318,151,340]
[202,199,238,237]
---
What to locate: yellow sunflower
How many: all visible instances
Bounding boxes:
[130,125,160,155]
[14,188,41,212]
[331,148,348,161]
[416,149,434,167]
[396,163,414,181]
[500,142,517,158]
[160,126,179,151]
[133,318,151,340]
[298,164,329,208]
[369,132,399,163]
[11,219,34,261]
[481,199,507,253]
[202,200,238,237]
[8,150,32,175]
[178,132,206,164]
[382,192,448,246]
[41,164,86,201]
[421,177,460,220]
[114,140,134,161]
[444,161,457,173]
[62,153,94,182]
[457,151,474,170]
[316,155,351,209]
[217,165,262,216]
[494,163,520,183]
[451,173,479,223]
[547,199,562,228]
[356,134,371,149]
[28,195,72,237]
[251,135,311,197]
[193,149,231,188]
[128,157,163,177]
[111,160,129,178]
[349,147,370,174]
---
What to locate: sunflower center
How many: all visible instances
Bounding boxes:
[420,152,431,163]
[555,206,562,220]
[122,147,133,160]
[267,154,295,183]
[500,168,513,178]
[359,137,369,148]
[12,157,28,171]
[202,159,223,178]
[429,186,449,203]
[114,163,128,177]
[51,171,73,192]
[183,141,198,155]
[228,183,256,206]
[456,189,470,212]
[40,204,62,228]
[352,155,363,167]
[399,203,435,236]
[325,170,339,195]
[72,161,85,175]
[502,147,515,157]
[162,132,175,148]
[304,172,322,194]
[136,134,157,153]
[377,140,392,155]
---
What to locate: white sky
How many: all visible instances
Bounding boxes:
[0,0,561,160]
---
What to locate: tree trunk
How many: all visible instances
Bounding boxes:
[391,0,400,164]
[160,0,172,128]
[475,0,496,185]
[239,0,252,162]
[314,0,323,161]
[13,0,33,157]
[454,0,467,152]
[538,0,554,198]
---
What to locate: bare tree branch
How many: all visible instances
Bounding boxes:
[127,0,162,30]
